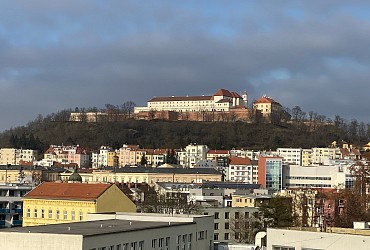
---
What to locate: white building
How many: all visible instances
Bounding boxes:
[311,147,339,165]
[91,146,113,168]
[134,88,248,113]
[267,227,370,250]
[227,157,258,184]
[178,144,209,167]
[283,164,351,189]
[0,212,214,250]
[277,148,302,166]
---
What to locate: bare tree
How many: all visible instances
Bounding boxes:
[230,213,262,244]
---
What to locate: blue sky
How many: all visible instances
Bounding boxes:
[1,1,370,131]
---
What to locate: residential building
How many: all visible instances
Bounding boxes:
[22,182,136,226]
[311,147,338,165]
[179,144,209,167]
[227,157,258,184]
[91,146,113,168]
[207,150,230,160]
[40,145,89,167]
[118,144,140,166]
[0,148,37,165]
[0,184,33,228]
[232,193,271,208]
[277,148,302,166]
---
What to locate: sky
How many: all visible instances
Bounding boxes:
[1,0,370,131]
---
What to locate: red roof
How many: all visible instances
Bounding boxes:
[254,96,280,105]
[214,89,233,97]
[229,157,252,165]
[25,182,113,201]
[231,92,242,98]
[216,99,232,103]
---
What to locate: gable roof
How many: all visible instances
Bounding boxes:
[24,182,113,201]
[229,157,252,165]
[214,89,233,97]
[254,96,280,105]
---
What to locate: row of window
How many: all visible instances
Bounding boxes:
[26,208,83,221]
[90,241,144,250]
[286,176,331,180]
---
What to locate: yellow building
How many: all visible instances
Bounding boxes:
[253,95,284,121]
[60,166,222,185]
[22,182,136,227]
[232,194,271,208]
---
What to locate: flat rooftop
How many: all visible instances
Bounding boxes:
[1,219,193,236]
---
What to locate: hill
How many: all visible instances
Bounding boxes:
[0,111,357,154]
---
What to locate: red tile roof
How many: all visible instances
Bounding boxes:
[148,96,212,102]
[216,99,232,103]
[24,182,113,201]
[214,89,233,97]
[254,96,280,105]
[229,157,252,165]
[231,92,242,98]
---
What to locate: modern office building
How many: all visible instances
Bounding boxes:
[258,157,283,192]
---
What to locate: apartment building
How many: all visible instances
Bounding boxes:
[226,157,258,184]
[277,148,302,166]
[0,184,33,228]
[178,144,209,167]
[0,148,37,165]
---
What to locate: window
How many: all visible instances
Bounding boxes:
[235,212,240,219]
[245,212,249,218]
[225,222,229,229]
[63,210,67,220]
[122,243,129,250]
[188,234,192,242]
[56,210,60,219]
[225,212,229,219]
[214,223,219,230]
[34,209,38,218]
[79,211,83,221]
[41,209,44,218]
[26,208,30,217]
[130,242,137,250]
[214,212,219,219]
[214,233,219,241]
[159,238,164,247]
[151,239,157,248]
[71,211,75,220]
[48,209,52,219]
[272,246,295,250]
[116,245,122,250]
[138,241,144,250]
[224,233,229,240]
[165,237,170,246]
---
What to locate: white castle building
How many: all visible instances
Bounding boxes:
[134,88,248,113]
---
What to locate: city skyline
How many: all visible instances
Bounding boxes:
[1,1,370,131]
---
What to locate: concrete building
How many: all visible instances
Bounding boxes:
[0,212,214,250]
[267,227,370,250]
[227,157,258,184]
[276,148,302,166]
[178,144,209,167]
[22,182,136,226]
[283,165,348,189]
[60,166,222,185]
[0,148,37,165]
[0,184,33,228]
[41,145,89,168]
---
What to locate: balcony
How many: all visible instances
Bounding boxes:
[12,220,22,226]
[13,209,23,213]
[0,208,10,213]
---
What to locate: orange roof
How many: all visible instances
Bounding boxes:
[254,96,280,105]
[214,89,233,97]
[24,182,113,201]
[229,157,252,165]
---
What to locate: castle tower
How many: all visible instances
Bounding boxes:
[242,90,248,107]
